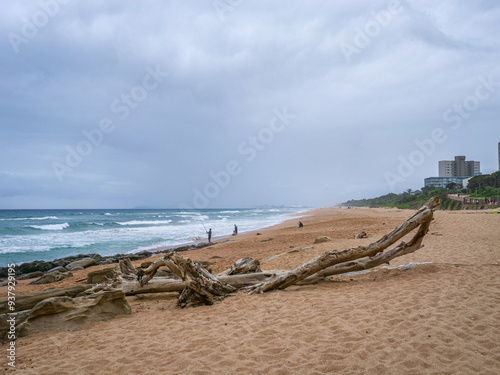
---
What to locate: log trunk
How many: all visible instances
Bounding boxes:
[247,197,439,294]
[303,217,432,282]
[120,272,277,295]
[0,285,92,314]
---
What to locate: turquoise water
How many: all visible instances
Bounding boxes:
[0,208,306,267]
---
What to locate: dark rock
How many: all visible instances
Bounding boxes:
[17,271,45,280]
[66,258,97,270]
[47,266,68,274]
[28,271,73,285]
[19,261,58,274]
[174,245,191,252]
[127,255,145,261]
[53,259,69,267]
[135,250,152,257]
[314,236,332,244]
[97,259,116,266]
[195,242,211,249]
[354,231,368,239]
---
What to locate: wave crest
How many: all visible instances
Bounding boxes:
[28,223,70,231]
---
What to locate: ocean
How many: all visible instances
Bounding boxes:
[0,208,307,267]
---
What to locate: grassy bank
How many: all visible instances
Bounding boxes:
[342,189,462,210]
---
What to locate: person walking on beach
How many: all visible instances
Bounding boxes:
[207,228,212,242]
[233,224,238,236]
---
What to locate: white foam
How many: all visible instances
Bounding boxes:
[29,223,69,231]
[117,220,173,226]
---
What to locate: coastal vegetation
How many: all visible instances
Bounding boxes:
[343,171,500,210]
[343,188,455,210]
[466,171,500,198]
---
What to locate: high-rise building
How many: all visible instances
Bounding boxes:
[438,156,480,177]
[438,160,454,177]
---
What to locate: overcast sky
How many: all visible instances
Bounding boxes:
[1,0,499,209]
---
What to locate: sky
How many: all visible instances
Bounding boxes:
[1,0,499,209]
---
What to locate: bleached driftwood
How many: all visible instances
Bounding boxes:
[138,251,236,307]
[118,257,138,280]
[217,257,262,276]
[246,196,439,294]
[110,197,439,306]
[303,217,432,283]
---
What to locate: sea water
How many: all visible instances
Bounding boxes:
[0,208,307,267]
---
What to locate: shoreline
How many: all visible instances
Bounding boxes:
[2,206,500,374]
[0,208,312,276]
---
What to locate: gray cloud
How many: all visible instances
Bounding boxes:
[1,0,499,208]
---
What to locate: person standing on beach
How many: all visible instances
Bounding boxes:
[233,224,238,235]
[207,228,212,242]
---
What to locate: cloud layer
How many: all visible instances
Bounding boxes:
[1,0,499,208]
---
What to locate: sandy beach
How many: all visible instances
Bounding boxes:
[3,206,500,374]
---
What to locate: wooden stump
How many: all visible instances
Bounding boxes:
[140,251,236,308]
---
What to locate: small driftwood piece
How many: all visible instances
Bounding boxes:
[354,231,367,239]
[246,196,439,294]
[218,257,262,276]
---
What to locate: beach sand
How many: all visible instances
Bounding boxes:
[3,207,500,374]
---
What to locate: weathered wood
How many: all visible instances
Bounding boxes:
[120,273,277,295]
[304,217,432,282]
[0,285,93,314]
[168,251,237,307]
[118,257,138,280]
[139,256,181,286]
[113,197,439,304]
[118,226,431,295]
[131,251,237,307]
[247,197,440,294]
[218,257,262,276]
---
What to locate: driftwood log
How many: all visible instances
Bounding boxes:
[108,197,441,307]
[246,196,439,294]
[136,251,236,307]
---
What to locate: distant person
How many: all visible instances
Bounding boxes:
[298,221,303,228]
[233,224,238,236]
[207,228,212,242]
